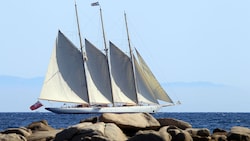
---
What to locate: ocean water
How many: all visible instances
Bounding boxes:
[0,112,249,132]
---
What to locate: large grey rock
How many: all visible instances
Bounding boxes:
[27,130,61,141]
[186,128,211,141]
[211,128,227,141]
[186,128,210,137]
[27,120,55,132]
[192,136,211,141]
[54,122,93,141]
[211,134,227,141]
[80,116,99,123]
[213,128,227,135]
[227,126,250,141]
[55,122,93,141]
[166,127,181,138]
[128,130,171,141]
[174,130,193,141]
[70,129,104,141]
[99,113,160,130]
[0,133,27,141]
[78,122,105,136]
[160,126,192,141]
[157,118,192,130]
[55,122,105,141]
[104,123,127,141]
[83,135,110,141]
[1,127,32,137]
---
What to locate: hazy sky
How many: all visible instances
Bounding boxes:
[1,0,250,112]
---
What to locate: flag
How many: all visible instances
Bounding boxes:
[176,100,181,105]
[91,2,99,6]
[30,101,43,110]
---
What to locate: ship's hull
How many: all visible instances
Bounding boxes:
[45,105,163,114]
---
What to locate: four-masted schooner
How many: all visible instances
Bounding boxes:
[32,2,175,114]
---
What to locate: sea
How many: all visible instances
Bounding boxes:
[0,112,249,132]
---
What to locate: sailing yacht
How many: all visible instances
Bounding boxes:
[35,2,175,114]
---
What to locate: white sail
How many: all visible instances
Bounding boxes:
[84,39,113,104]
[133,56,158,104]
[109,42,137,105]
[135,49,173,103]
[39,31,88,104]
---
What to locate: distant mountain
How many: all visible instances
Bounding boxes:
[162,81,226,88]
[0,75,249,112]
[0,75,44,112]
[160,81,249,113]
[0,75,43,87]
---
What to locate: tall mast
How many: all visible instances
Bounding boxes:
[92,2,108,56]
[124,12,139,104]
[74,0,84,53]
[74,0,90,104]
[100,5,114,106]
[99,7,108,56]
[124,12,132,58]
[92,2,114,106]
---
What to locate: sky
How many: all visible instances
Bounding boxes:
[0,0,250,112]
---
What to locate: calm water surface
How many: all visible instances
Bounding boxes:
[0,112,249,132]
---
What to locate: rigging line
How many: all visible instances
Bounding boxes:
[43,71,59,84]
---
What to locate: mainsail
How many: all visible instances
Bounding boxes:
[133,56,158,104]
[135,49,173,103]
[84,39,113,105]
[39,31,88,104]
[109,41,137,105]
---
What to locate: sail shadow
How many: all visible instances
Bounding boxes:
[56,31,88,102]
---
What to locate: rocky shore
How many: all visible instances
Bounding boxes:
[0,113,249,141]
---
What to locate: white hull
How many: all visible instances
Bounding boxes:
[45,105,163,114]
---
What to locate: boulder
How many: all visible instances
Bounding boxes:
[227,126,250,141]
[99,113,160,130]
[104,123,127,141]
[211,134,227,141]
[175,130,193,141]
[0,133,27,141]
[165,128,181,138]
[55,122,106,141]
[80,116,99,123]
[78,122,105,136]
[27,120,55,132]
[160,126,193,141]
[211,128,227,141]
[186,128,210,137]
[192,136,211,141]
[1,127,32,137]
[27,130,61,141]
[157,118,192,130]
[54,126,79,141]
[213,128,227,134]
[70,129,104,141]
[186,128,211,141]
[83,135,110,141]
[128,130,171,141]
[54,122,93,141]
